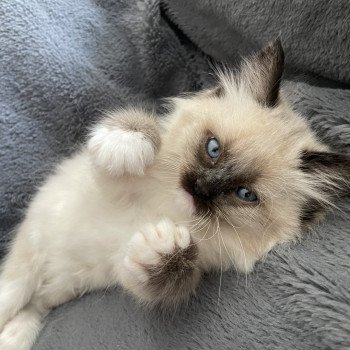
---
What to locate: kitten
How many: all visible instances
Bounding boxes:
[0,39,349,350]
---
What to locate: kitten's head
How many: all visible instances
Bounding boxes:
[159,39,350,271]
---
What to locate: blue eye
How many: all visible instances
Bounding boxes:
[236,186,258,202]
[207,138,221,159]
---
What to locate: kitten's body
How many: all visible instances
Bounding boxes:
[0,41,349,350]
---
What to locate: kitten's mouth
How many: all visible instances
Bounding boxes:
[175,189,196,216]
[180,175,215,215]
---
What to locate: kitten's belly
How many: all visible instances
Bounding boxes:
[22,152,193,290]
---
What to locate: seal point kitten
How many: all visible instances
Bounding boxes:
[0,39,349,350]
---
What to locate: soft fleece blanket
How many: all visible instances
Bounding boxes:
[0,1,349,349]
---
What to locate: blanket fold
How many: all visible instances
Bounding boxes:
[162,0,350,84]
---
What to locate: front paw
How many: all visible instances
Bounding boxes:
[88,108,161,176]
[88,125,155,176]
[121,219,200,306]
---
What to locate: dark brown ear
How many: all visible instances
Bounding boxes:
[300,151,350,187]
[240,39,284,107]
[300,151,350,224]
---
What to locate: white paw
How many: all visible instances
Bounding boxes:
[122,219,192,285]
[0,310,41,350]
[88,126,155,176]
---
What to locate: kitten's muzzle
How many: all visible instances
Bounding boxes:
[181,170,223,213]
[193,178,214,201]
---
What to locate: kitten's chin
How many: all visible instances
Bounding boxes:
[174,189,196,217]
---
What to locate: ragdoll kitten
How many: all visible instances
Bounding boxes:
[1,40,349,350]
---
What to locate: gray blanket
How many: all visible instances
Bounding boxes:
[163,0,350,83]
[0,1,349,349]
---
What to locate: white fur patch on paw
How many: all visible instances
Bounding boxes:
[88,126,155,176]
[122,219,191,285]
[0,310,41,350]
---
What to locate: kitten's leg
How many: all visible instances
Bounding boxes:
[0,257,78,350]
[117,219,201,306]
[0,225,48,350]
[0,280,80,350]
[0,226,41,331]
[0,301,48,350]
[88,108,161,176]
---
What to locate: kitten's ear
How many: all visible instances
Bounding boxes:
[240,39,284,107]
[300,151,350,224]
[301,150,350,197]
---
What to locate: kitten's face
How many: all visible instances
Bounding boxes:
[158,40,350,271]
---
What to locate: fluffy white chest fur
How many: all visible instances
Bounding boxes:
[1,40,349,350]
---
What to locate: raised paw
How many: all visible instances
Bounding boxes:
[88,109,160,176]
[121,219,200,306]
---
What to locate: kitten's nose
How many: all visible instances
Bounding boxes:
[193,179,212,200]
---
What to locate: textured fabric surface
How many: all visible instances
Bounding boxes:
[162,0,350,83]
[0,0,349,349]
